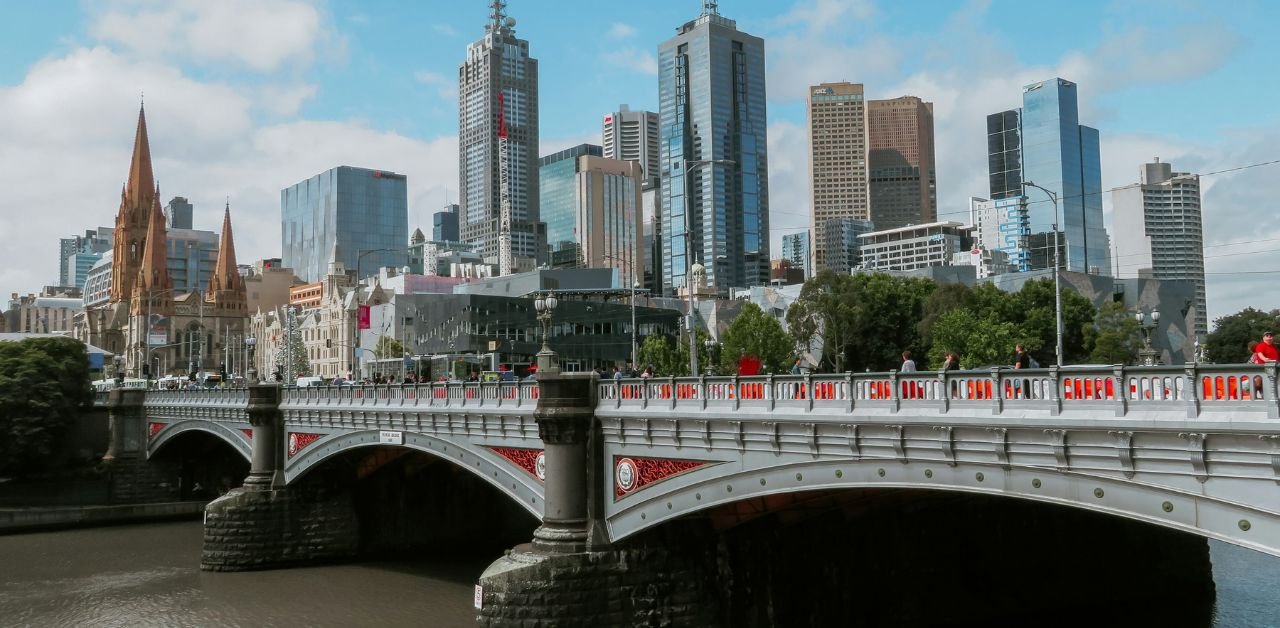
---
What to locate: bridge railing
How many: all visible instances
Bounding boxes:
[597,364,1279,418]
[279,381,540,409]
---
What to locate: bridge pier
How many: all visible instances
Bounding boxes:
[201,384,358,571]
[103,388,179,503]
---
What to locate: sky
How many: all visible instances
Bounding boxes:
[2,0,1279,324]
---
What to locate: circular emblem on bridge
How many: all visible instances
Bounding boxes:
[535,452,546,481]
[615,457,638,493]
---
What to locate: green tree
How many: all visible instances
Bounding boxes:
[1086,300,1142,365]
[991,279,1096,366]
[927,309,1030,369]
[719,302,794,375]
[374,335,406,360]
[787,271,936,372]
[637,331,712,377]
[786,271,855,372]
[1206,307,1280,363]
[0,337,93,477]
[918,282,974,352]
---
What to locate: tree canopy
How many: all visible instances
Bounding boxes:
[1085,300,1142,365]
[1206,308,1280,363]
[0,337,93,477]
[718,302,793,375]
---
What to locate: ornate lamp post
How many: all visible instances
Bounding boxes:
[1136,308,1161,366]
[113,355,125,386]
[534,291,560,375]
[245,336,259,384]
[704,338,718,376]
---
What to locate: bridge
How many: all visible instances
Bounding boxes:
[99,364,1280,562]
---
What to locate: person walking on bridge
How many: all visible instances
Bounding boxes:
[900,351,917,372]
[1255,332,1279,363]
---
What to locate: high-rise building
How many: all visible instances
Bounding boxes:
[987,78,1109,275]
[539,144,603,267]
[970,196,1030,273]
[780,232,811,279]
[867,96,936,230]
[808,82,868,273]
[1112,159,1207,337]
[59,227,113,288]
[458,1,540,272]
[641,181,660,294]
[603,105,660,182]
[659,2,770,295]
[281,166,408,283]
[858,222,973,272]
[539,145,643,286]
[822,217,875,274]
[165,196,193,230]
[433,204,460,242]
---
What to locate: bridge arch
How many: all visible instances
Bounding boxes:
[284,430,544,518]
[607,458,1280,558]
[147,420,252,463]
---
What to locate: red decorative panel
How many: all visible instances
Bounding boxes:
[241,429,254,440]
[614,456,709,499]
[148,422,165,439]
[287,432,324,458]
[490,447,546,482]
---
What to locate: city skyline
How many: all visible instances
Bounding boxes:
[2,0,1280,320]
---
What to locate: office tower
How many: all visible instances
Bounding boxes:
[59,227,113,288]
[458,1,540,272]
[970,196,1030,274]
[858,222,972,272]
[603,105,660,181]
[539,144,603,267]
[867,96,936,229]
[433,203,460,242]
[281,166,409,283]
[658,2,770,294]
[165,196,193,230]
[780,231,811,280]
[808,82,868,273]
[986,78,1109,275]
[1112,159,1207,337]
[539,145,643,286]
[822,217,875,274]
[641,181,660,293]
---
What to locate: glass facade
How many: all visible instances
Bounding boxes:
[281,166,409,282]
[988,78,1109,275]
[780,232,810,279]
[432,204,459,242]
[658,7,770,295]
[166,228,220,293]
[539,144,602,267]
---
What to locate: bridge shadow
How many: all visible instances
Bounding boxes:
[642,488,1217,627]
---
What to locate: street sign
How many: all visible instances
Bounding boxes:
[378,430,403,445]
[474,585,483,610]
[488,340,498,351]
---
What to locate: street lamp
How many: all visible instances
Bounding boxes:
[534,291,560,375]
[245,336,258,384]
[704,338,718,376]
[354,247,397,381]
[1022,181,1064,367]
[1136,308,1161,366]
[682,158,735,376]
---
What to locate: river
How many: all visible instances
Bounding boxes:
[0,522,1276,627]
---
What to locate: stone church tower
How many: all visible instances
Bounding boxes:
[111,104,160,304]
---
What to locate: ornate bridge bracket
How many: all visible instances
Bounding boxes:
[1109,430,1136,479]
[888,425,906,464]
[804,423,819,456]
[733,421,745,452]
[766,422,781,454]
[988,427,1009,470]
[933,426,956,467]
[1045,429,1069,471]
[1260,435,1280,485]
[698,420,711,450]
[845,424,860,458]
[1179,432,1209,483]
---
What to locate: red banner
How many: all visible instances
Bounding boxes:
[357,304,370,330]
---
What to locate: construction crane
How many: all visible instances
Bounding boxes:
[497,91,513,277]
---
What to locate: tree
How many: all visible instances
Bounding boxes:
[0,337,92,477]
[927,309,1030,369]
[636,330,712,377]
[374,335,406,360]
[719,302,794,375]
[1086,300,1142,365]
[274,308,310,379]
[786,271,854,372]
[1206,307,1280,363]
[918,282,974,352]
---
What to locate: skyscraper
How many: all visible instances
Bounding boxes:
[165,196,193,230]
[780,232,811,280]
[867,96,936,229]
[1112,159,1207,337]
[603,105,660,182]
[987,78,1109,275]
[281,166,408,283]
[458,1,540,272]
[539,144,603,267]
[59,227,113,288]
[433,203,460,242]
[658,2,770,295]
[808,82,868,273]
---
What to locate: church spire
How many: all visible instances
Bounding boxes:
[112,102,160,303]
[131,187,171,314]
[207,202,246,313]
[125,102,156,205]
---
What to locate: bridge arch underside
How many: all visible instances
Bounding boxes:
[610,456,1280,559]
[285,430,545,519]
[147,421,252,464]
[144,424,252,498]
[285,439,540,557]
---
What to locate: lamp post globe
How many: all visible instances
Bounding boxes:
[245,336,258,384]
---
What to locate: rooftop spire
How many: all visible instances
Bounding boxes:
[208,202,244,301]
[134,190,171,301]
[124,102,156,204]
[486,0,514,33]
[701,0,719,16]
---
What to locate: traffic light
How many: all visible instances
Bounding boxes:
[220,364,228,379]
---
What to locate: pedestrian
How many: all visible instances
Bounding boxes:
[791,357,803,375]
[1013,344,1031,369]
[612,366,623,381]
[900,351,917,372]
[1255,332,1279,363]
[942,352,960,372]
[641,366,654,379]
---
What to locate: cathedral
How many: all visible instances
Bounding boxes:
[75,105,248,378]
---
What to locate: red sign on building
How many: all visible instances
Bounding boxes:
[357,304,370,330]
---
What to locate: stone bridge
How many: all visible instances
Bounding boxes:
[98,364,1280,623]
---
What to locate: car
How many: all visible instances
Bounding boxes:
[294,376,323,388]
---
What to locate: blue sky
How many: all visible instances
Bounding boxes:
[2,0,1279,321]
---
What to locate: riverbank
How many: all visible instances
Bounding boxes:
[0,501,205,534]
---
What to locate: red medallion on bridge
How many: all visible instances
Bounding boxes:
[287,432,323,458]
[241,429,254,440]
[614,456,710,499]
[489,447,546,481]
[148,422,165,439]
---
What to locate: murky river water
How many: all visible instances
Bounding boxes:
[0,522,1277,627]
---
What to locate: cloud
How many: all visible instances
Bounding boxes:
[414,70,458,102]
[605,23,638,39]
[774,0,876,35]
[602,48,658,75]
[432,23,459,37]
[88,0,343,73]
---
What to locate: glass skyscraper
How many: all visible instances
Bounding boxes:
[539,144,603,267]
[987,78,1109,275]
[780,231,810,280]
[281,166,408,282]
[658,3,770,295]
